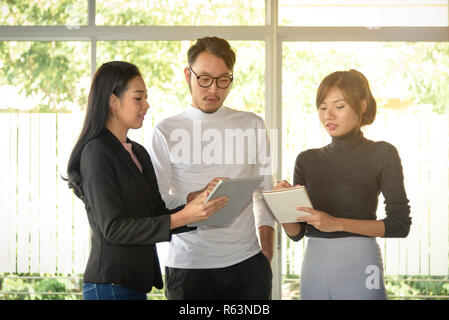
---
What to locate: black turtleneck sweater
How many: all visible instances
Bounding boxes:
[290,130,411,240]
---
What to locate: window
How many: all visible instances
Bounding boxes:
[0,41,90,278]
[96,0,265,26]
[282,41,449,298]
[279,0,449,26]
[0,0,448,300]
[1,0,87,26]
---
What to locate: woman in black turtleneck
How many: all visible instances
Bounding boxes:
[276,70,411,300]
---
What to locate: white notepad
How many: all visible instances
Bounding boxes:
[188,176,264,227]
[262,186,313,223]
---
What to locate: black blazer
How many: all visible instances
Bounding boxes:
[80,128,186,293]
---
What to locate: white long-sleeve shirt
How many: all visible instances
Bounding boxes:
[149,105,275,268]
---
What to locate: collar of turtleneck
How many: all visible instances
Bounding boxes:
[328,129,365,151]
[184,104,229,121]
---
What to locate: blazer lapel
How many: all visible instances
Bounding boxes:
[102,129,158,211]
[131,143,160,192]
[130,142,164,205]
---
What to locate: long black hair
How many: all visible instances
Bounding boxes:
[65,61,142,200]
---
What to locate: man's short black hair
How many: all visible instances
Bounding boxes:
[187,36,236,71]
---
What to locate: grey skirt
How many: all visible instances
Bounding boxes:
[300,237,387,300]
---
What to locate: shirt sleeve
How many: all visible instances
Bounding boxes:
[253,119,275,229]
[380,143,412,238]
[149,126,187,210]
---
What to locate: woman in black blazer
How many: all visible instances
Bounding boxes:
[65,61,228,300]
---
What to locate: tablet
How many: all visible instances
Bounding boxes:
[188,176,264,227]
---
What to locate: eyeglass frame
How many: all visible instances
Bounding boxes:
[188,67,233,89]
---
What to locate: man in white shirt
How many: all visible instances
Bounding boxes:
[150,36,275,299]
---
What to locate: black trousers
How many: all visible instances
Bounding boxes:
[165,251,272,300]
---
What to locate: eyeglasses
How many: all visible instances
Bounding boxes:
[188,67,233,89]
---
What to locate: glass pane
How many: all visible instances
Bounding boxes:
[0,42,90,277]
[96,40,265,127]
[279,0,449,26]
[0,41,90,111]
[96,0,265,26]
[0,0,87,26]
[97,40,264,285]
[281,42,449,298]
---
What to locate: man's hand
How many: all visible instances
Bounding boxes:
[258,226,274,263]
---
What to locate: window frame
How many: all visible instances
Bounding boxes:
[0,0,447,300]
